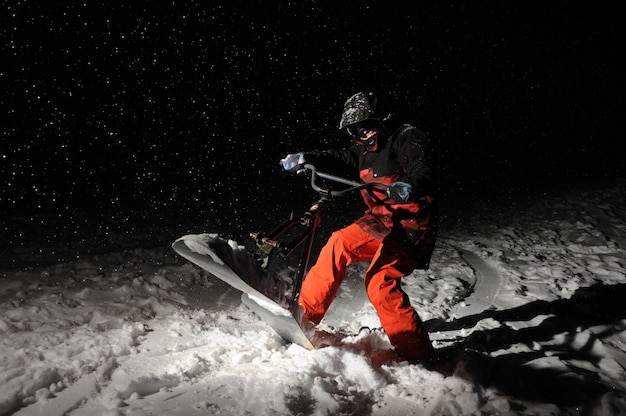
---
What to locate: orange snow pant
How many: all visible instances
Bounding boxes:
[298,223,434,361]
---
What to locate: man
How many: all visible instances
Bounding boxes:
[280,91,437,361]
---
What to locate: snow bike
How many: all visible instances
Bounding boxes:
[173,164,400,349]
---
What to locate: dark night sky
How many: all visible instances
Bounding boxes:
[2,1,625,252]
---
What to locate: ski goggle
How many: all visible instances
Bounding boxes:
[345,120,379,139]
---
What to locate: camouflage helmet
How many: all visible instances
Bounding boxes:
[338,92,380,130]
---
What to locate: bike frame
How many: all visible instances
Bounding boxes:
[251,164,388,302]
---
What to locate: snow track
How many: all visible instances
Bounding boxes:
[13,374,98,416]
[426,246,506,346]
[453,248,505,318]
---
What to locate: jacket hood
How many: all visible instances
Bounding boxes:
[339,92,379,130]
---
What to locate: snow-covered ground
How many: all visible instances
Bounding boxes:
[2,178,626,416]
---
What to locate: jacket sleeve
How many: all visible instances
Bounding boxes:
[394,126,437,199]
[302,146,359,171]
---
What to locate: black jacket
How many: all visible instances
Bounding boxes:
[305,124,436,201]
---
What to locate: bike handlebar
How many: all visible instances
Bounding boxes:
[303,164,389,197]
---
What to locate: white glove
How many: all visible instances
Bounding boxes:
[387,182,412,203]
[280,153,306,173]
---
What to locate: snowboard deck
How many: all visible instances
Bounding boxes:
[241,293,314,350]
[172,234,315,350]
